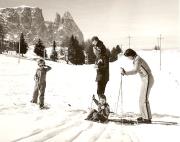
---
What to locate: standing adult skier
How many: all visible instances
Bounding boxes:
[31,59,51,109]
[92,36,109,98]
[121,49,154,123]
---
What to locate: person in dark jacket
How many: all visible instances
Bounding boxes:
[121,49,154,123]
[31,59,51,109]
[85,95,110,123]
[92,36,109,98]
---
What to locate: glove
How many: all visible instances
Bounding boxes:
[92,95,95,100]
[97,59,103,64]
[101,106,105,109]
[34,75,38,81]
[120,67,126,76]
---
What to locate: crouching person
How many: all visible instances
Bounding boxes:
[85,95,110,123]
[31,59,51,109]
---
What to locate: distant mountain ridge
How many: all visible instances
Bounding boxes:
[0,5,84,45]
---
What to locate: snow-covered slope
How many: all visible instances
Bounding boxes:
[0,49,180,142]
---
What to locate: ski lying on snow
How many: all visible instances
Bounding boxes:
[108,119,178,126]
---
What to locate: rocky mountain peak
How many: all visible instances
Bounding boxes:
[54,13,61,26]
[0,6,84,45]
[62,11,73,20]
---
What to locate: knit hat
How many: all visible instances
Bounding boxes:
[38,59,45,66]
[91,36,99,42]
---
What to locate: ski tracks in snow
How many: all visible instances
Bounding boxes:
[11,110,83,142]
[11,109,141,142]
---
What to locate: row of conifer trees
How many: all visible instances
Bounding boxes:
[3,33,122,64]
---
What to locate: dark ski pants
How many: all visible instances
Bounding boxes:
[139,75,154,120]
[86,109,107,122]
[32,82,46,107]
[97,81,108,97]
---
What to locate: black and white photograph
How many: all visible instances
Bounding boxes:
[0,0,180,141]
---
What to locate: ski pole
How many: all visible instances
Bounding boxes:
[114,74,124,126]
[120,74,124,127]
[116,74,123,114]
[120,74,123,117]
[90,94,95,109]
[90,98,93,110]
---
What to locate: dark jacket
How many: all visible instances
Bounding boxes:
[95,40,109,82]
[95,54,109,82]
[93,98,110,120]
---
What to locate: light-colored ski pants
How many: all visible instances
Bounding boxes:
[139,74,154,120]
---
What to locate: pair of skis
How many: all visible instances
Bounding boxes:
[108,118,178,126]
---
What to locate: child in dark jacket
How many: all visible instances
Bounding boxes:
[85,95,110,123]
[31,59,51,109]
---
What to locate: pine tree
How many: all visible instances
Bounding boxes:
[110,47,118,62]
[116,45,122,54]
[68,35,77,64]
[34,39,47,58]
[50,40,58,61]
[68,35,85,65]
[0,23,4,53]
[0,17,6,53]
[14,42,19,52]
[109,45,122,62]
[16,33,28,56]
[154,45,160,50]
[76,43,85,65]
[0,23,4,40]
[59,48,64,56]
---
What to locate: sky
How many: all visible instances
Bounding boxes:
[0,0,179,49]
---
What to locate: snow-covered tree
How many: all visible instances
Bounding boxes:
[34,39,47,58]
